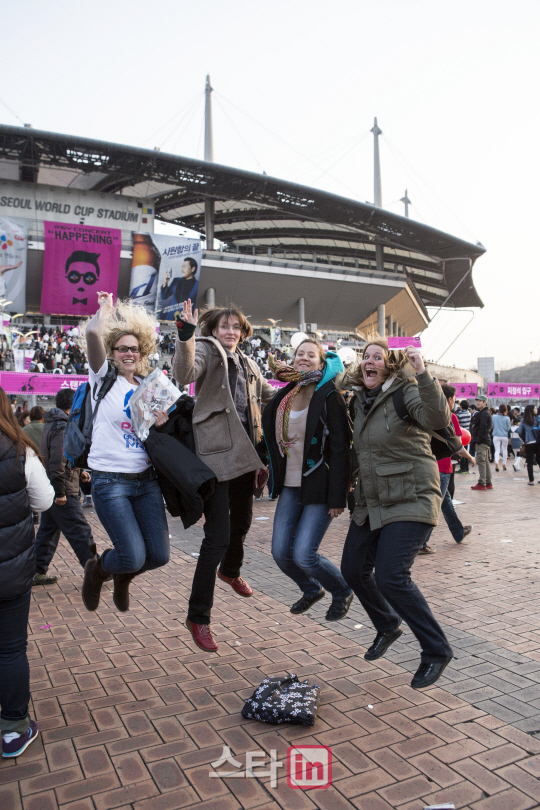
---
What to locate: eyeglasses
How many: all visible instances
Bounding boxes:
[113,346,140,354]
[66,270,98,285]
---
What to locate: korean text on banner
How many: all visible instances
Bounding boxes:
[0,215,27,313]
[0,372,88,396]
[156,235,202,321]
[487,383,540,399]
[40,221,121,316]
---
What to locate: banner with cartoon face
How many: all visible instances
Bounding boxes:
[40,221,121,316]
[0,216,27,313]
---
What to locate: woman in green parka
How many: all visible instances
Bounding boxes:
[340,337,454,689]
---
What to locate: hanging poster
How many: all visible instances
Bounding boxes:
[454,383,478,398]
[40,221,121,316]
[154,235,202,321]
[0,216,28,313]
[0,371,88,396]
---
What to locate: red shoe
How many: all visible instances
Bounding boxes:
[471,484,487,490]
[217,572,253,597]
[486,484,494,489]
[185,619,218,652]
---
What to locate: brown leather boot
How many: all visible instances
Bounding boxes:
[81,554,110,611]
[113,573,137,612]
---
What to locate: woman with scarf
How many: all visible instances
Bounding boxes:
[340,337,454,689]
[262,340,353,621]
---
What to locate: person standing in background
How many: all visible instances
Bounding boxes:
[456,400,472,474]
[492,404,511,472]
[470,395,493,491]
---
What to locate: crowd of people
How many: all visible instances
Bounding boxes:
[1,295,540,760]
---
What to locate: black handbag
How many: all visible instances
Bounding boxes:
[241,674,320,726]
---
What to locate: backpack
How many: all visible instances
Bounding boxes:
[63,362,118,468]
[392,387,462,461]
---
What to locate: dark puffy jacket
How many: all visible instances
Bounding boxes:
[262,380,351,508]
[471,407,492,447]
[41,408,80,497]
[0,434,34,600]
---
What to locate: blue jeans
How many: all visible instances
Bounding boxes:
[271,487,351,600]
[341,519,452,663]
[0,590,31,735]
[424,472,464,545]
[92,473,169,575]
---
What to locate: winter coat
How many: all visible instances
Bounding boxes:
[470,407,492,447]
[0,434,34,601]
[262,353,351,508]
[351,370,450,530]
[41,408,80,497]
[23,420,44,453]
[144,398,217,529]
[172,333,275,482]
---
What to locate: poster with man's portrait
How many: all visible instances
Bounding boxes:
[40,221,121,316]
[0,216,28,313]
[152,235,202,321]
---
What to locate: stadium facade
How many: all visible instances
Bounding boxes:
[0,122,485,337]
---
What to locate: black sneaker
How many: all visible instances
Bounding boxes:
[290,589,325,614]
[364,627,403,661]
[325,591,354,621]
[411,657,453,689]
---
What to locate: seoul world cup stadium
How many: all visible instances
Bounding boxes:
[0,109,485,342]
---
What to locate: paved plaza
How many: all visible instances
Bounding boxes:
[2,465,540,810]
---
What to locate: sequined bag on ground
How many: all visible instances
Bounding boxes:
[241,673,320,726]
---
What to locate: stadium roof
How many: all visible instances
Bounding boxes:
[0,124,485,313]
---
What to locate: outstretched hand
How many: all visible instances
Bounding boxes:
[178,299,198,326]
[404,345,425,375]
[97,292,114,317]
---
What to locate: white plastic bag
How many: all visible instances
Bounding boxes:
[129,369,182,442]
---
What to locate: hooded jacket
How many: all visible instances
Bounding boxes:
[261,352,351,508]
[173,332,275,482]
[350,370,450,530]
[41,408,80,498]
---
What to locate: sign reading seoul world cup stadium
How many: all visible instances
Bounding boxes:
[129,233,202,320]
[41,221,121,316]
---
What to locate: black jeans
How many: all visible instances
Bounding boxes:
[187,471,254,625]
[35,495,96,574]
[0,590,31,735]
[341,519,453,663]
[525,442,540,482]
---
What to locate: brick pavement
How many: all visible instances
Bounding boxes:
[2,463,540,809]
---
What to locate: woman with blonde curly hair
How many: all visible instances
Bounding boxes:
[81,292,170,613]
[340,336,454,689]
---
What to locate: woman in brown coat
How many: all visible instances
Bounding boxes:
[173,300,275,652]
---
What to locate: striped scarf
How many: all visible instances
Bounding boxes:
[269,355,323,457]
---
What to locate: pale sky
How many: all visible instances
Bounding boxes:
[2,0,539,372]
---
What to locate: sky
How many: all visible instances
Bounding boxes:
[2,0,539,371]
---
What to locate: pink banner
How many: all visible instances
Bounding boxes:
[0,371,87,395]
[40,221,121,316]
[487,383,540,399]
[454,383,478,398]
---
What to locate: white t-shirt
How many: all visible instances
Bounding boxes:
[87,360,151,473]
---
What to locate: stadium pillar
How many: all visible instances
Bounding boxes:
[377,304,385,337]
[400,189,411,217]
[298,298,306,332]
[387,315,393,336]
[204,75,215,250]
[371,118,383,208]
[205,288,215,308]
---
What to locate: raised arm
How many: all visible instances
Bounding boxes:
[85,292,114,373]
[402,346,450,431]
[172,299,208,384]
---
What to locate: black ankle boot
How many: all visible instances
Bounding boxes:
[81,553,110,611]
[113,573,137,612]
